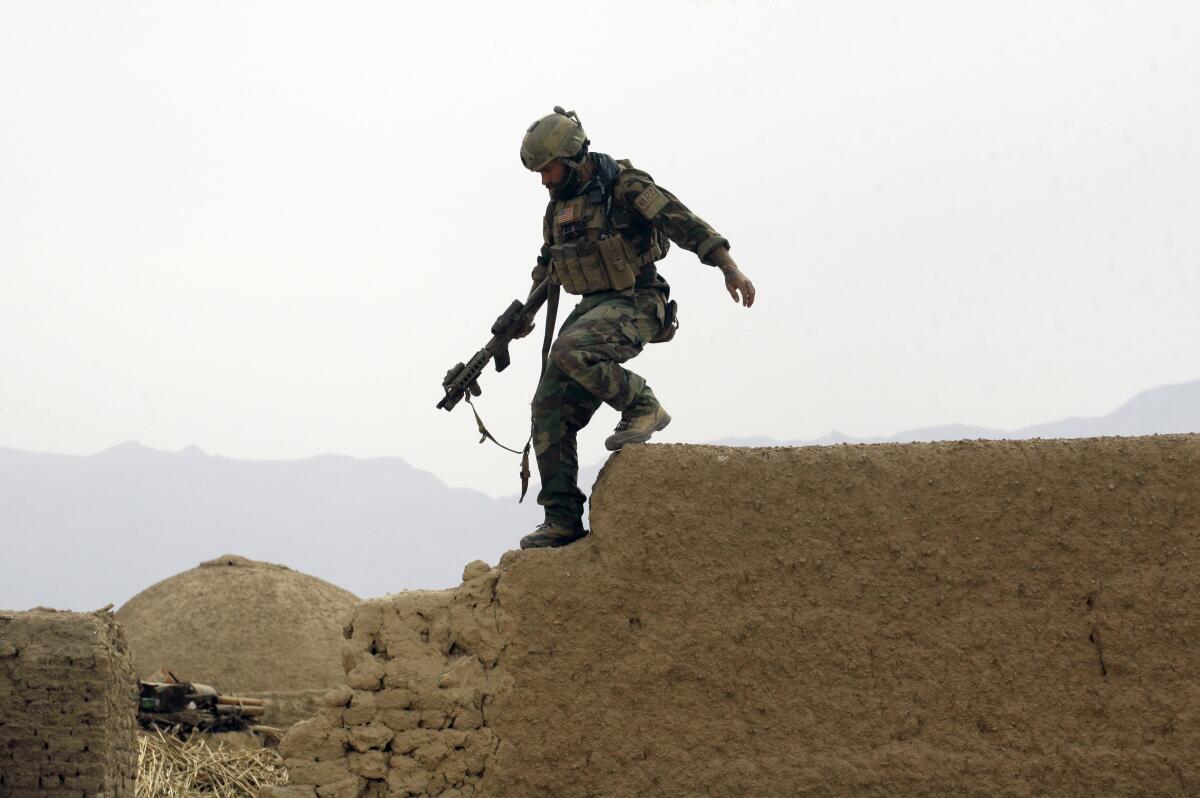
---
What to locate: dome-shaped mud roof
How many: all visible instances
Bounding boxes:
[116,554,358,692]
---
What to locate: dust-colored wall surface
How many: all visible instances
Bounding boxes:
[0,609,138,796]
[273,436,1200,798]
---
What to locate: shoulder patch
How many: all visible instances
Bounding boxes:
[632,185,669,219]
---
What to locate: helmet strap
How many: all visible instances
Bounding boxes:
[549,143,591,199]
[564,140,590,171]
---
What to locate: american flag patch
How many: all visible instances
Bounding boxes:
[556,205,576,224]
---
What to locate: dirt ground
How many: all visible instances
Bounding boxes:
[282,435,1200,797]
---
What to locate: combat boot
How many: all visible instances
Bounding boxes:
[605,387,671,451]
[520,521,588,549]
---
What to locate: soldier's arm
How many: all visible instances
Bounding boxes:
[529,201,555,293]
[614,168,755,307]
[530,250,549,293]
[516,206,555,339]
[613,168,729,261]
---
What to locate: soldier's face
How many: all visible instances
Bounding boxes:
[539,161,568,191]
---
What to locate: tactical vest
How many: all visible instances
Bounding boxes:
[546,171,667,295]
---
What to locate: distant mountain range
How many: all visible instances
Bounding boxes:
[713,378,1200,446]
[0,444,542,613]
[3,380,1198,612]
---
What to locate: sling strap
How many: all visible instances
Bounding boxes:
[541,282,560,374]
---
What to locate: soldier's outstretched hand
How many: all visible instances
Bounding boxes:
[725,268,756,307]
[707,246,755,307]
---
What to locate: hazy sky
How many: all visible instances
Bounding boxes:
[2,1,1197,497]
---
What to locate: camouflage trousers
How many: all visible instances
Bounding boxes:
[532,287,667,527]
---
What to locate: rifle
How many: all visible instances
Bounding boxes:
[437,277,557,501]
[437,277,552,411]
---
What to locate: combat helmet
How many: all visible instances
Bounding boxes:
[520,106,589,171]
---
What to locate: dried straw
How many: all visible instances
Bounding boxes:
[136,727,288,798]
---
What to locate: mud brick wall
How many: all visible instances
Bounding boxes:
[266,565,505,798]
[0,609,138,797]
[272,435,1200,798]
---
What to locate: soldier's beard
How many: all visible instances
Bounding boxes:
[547,167,583,200]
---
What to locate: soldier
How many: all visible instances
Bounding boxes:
[516,107,755,549]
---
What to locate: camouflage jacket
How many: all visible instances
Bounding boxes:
[532,153,729,291]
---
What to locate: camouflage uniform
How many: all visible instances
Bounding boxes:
[532,153,729,528]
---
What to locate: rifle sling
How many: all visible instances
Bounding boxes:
[465,392,525,455]
[540,281,559,376]
[464,392,534,502]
